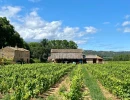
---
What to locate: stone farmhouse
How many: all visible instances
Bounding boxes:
[48,49,84,63]
[0,46,30,63]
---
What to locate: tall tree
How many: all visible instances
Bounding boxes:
[0,17,14,48]
[68,40,78,49]
[62,40,69,48]
[0,17,26,49]
[40,39,50,62]
[28,42,42,59]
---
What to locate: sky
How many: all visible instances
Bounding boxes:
[0,0,130,51]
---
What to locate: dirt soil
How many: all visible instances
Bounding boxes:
[82,86,92,100]
[0,93,2,99]
[98,81,121,100]
[38,75,70,99]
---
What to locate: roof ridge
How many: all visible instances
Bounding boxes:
[4,46,29,51]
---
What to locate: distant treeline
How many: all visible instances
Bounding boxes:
[113,54,130,61]
[84,50,130,61]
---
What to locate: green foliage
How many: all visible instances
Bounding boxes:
[4,59,14,65]
[28,42,43,59]
[0,58,14,65]
[46,95,58,100]
[113,54,130,61]
[0,63,75,100]
[30,58,41,63]
[59,85,67,95]
[82,66,106,100]
[0,17,29,49]
[33,58,41,63]
[2,93,11,100]
[65,66,83,100]
[86,62,130,99]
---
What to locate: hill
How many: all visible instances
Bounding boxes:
[83,50,130,60]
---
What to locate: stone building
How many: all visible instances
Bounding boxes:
[48,49,84,63]
[86,55,103,64]
[0,46,30,63]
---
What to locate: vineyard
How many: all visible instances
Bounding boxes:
[0,62,130,100]
[0,63,75,100]
[85,61,130,99]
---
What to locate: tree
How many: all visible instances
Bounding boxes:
[0,17,26,49]
[28,42,43,59]
[113,54,130,61]
[62,40,69,48]
[68,40,78,49]
[40,39,50,62]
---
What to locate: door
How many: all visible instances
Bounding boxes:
[93,59,96,63]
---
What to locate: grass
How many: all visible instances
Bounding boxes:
[81,66,106,100]
[58,85,67,95]
[45,95,58,100]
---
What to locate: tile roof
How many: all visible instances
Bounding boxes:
[86,55,103,59]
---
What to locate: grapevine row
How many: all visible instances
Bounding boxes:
[0,63,75,100]
[65,65,83,100]
[85,62,130,99]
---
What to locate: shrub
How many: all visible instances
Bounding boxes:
[30,58,41,63]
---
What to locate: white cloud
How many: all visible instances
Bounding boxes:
[85,26,97,33]
[0,6,21,19]
[11,10,84,41]
[124,27,130,33]
[28,0,41,2]
[0,6,98,44]
[125,15,130,19]
[12,11,63,40]
[103,22,110,24]
[122,21,130,26]
[74,40,87,45]
[13,11,98,41]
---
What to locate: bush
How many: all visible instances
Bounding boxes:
[30,58,35,63]
[4,59,14,65]
[0,58,14,65]
[30,58,41,63]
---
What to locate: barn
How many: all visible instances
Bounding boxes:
[0,46,30,63]
[86,55,103,64]
[48,49,84,63]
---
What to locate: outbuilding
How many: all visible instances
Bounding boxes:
[86,55,103,64]
[48,49,84,63]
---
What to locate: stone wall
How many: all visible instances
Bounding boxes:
[0,47,30,63]
[0,47,14,60]
[14,50,30,63]
[86,58,94,64]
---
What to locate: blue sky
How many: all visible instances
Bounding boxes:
[0,0,130,51]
